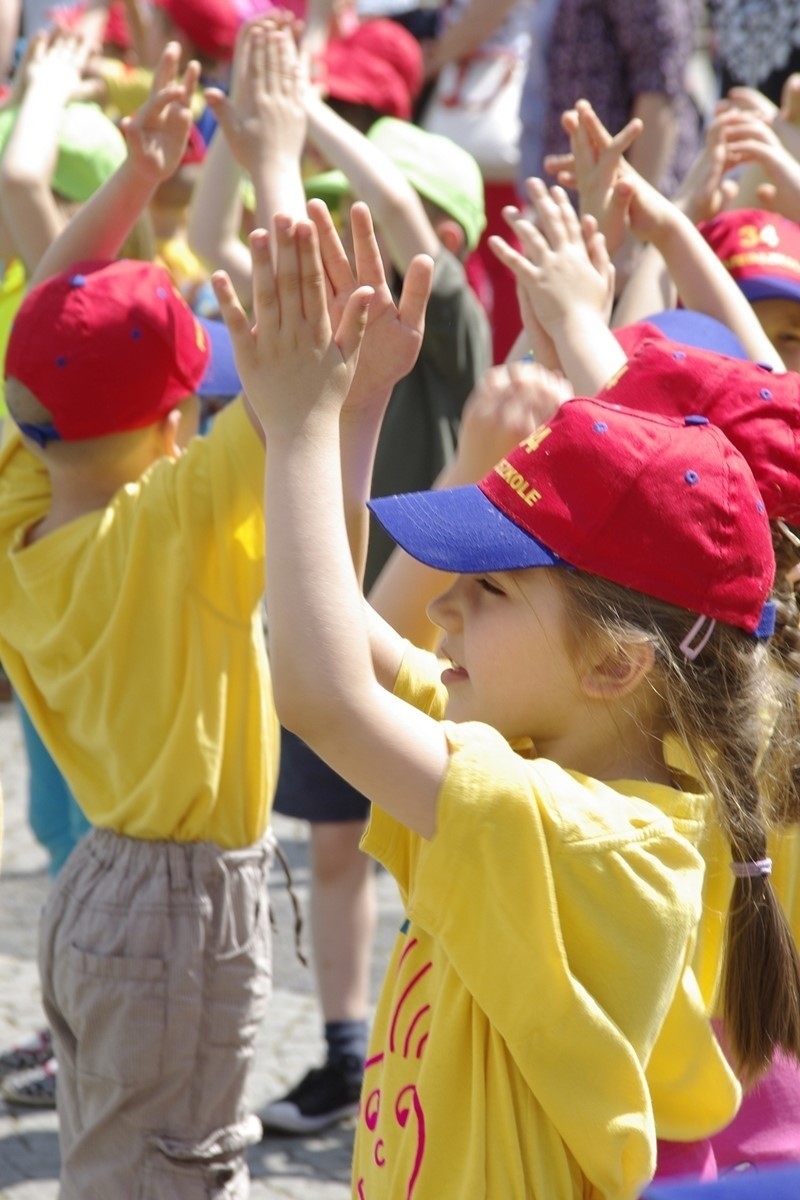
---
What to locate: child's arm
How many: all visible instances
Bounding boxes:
[205,21,308,253]
[188,21,277,302]
[304,92,441,272]
[490,182,626,397]
[0,30,91,274]
[369,361,572,650]
[214,217,447,838]
[30,43,199,286]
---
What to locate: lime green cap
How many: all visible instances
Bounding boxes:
[304,117,486,251]
[0,102,127,203]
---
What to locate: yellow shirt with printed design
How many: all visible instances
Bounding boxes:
[0,400,277,847]
[356,644,740,1200]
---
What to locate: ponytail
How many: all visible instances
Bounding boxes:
[560,569,800,1082]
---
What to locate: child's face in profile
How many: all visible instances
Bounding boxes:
[427,566,588,748]
[752,297,800,372]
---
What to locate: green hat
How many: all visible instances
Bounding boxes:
[304,117,486,251]
[0,102,127,203]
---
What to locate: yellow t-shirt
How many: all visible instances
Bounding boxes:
[0,259,26,419]
[356,645,740,1200]
[0,401,277,847]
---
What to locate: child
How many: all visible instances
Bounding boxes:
[491,180,800,1176]
[204,22,491,1133]
[0,47,276,1198]
[212,203,800,1197]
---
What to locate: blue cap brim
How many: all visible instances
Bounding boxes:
[368,484,565,573]
[197,317,241,399]
[737,276,800,306]
[643,309,749,359]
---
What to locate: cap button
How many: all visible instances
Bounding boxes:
[684,414,709,426]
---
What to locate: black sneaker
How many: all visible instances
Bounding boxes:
[260,1058,363,1134]
[2,1058,58,1109]
[0,1029,53,1078]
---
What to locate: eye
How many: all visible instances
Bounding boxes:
[476,576,505,596]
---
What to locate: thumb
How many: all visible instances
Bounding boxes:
[756,182,778,210]
[336,285,374,363]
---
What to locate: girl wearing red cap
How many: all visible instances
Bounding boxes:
[215,202,800,1198]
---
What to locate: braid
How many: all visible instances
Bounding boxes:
[560,569,800,1082]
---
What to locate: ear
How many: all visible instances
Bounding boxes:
[581,639,657,701]
[433,216,466,258]
[157,407,184,459]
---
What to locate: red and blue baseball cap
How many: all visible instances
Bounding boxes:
[369,396,775,636]
[698,209,800,305]
[6,259,211,443]
[599,336,800,525]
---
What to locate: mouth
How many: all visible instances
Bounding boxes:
[440,645,468,684]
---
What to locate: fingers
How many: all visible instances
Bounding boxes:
[152,41,181,94]
[604,116,643,160]
[212,269,257,355]
[542,153,574,179]
[348,201,386,291]
[273,215,302,326]
[295,218,330,336]
[249,227,280,338]
[575,99,613,151]
[397,254,434,333]
[307,198,354,297]
[336,286,374,363]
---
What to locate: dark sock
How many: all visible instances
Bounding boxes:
[325,1019,368,1076]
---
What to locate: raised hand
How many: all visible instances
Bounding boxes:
[672,118,739,224]
[205,19,307,177]
[308,198,434,411]
[120,42,199,183]
[490,180,613,335]
[212,216,373,432]
[719,113,800,221]
[455,361,573,483]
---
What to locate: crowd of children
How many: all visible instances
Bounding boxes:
[1,1,800,1198]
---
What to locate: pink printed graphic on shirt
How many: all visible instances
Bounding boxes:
[356,934,432,1199]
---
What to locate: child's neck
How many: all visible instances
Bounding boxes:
[26,443,167,544]
[546,710,673,787]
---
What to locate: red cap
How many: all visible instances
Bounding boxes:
[50,2,132,48]
[6,260,210,442]
[599,337,800,524]
[698,208,800,305]
[155,0,241,60]
[370,397,774,635]
[322,19,422,120]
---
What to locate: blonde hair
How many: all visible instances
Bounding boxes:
[559,568,800,1084]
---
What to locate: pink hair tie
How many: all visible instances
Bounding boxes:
[730,858,773,878]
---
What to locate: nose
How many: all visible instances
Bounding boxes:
[427,576,462,630]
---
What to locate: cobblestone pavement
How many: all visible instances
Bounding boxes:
[0,700,403,1198]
